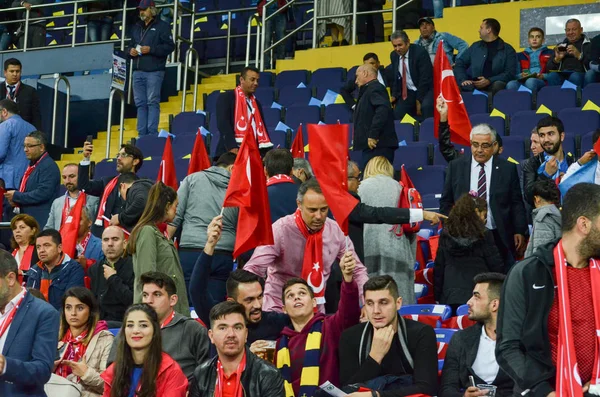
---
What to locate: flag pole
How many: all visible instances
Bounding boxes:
[220,207,224,216]
[345,235,349,252]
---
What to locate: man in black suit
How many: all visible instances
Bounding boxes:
[1,58,42,130]
[340,52,390,112]
[440,272,514,397]
[440,124,526,270]
[352,64,397,169]
[389,30,433,121]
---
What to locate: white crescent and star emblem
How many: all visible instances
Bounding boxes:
[307,262,325,293]
[236,116,248,132]
[440,69,465,104]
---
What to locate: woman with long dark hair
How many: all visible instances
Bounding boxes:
[127,182,189,315]
[433,192,504,312]
[55,287,114,397]
[10,214,39,278]
[101,304,188,397]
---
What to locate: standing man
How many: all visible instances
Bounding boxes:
[389,30,434,121]
[356,0,385,44]
[545,19,591,88]
[414,17,468,65]
[216,67,273,157]
[352,64,397,168]
[130,0,174,137]
[4,131,60,228]
[496,183,600,397]
[340,53,390,111]
[10,1,46,49]
[0,250,59,397]
[1,59,41,130]
[264,148,299,223]
[0,98,36,190]
[259,0,288,68]
[440,124,527,270]
[45,163,99,230]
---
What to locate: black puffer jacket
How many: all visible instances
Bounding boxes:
[433,229,504,305]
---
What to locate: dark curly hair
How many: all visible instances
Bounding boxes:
[445,193,488,239]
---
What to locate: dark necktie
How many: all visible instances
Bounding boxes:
[477,163,487,198]
[401,56,408,100]
[7,85,15,100]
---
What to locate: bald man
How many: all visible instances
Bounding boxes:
[352,65,398,169]
[88,226,134,324]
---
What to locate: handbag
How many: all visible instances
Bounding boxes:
[44,373,82,397]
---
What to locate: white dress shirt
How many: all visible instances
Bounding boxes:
[472,325,500,384]
[469,156,496,229]
[377,70,385,86]
[0,288,27,375]
[397,49,418,92]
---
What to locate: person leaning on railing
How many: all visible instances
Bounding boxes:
[11,0,46,49]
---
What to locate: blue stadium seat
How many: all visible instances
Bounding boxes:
[309,67,345,88]
[204,90,223,113]
[581,130,598,152]
[324,104,352,124]
[400,304,453,321]
[395,121,416,143]
[93,160,117,179]
[349,150,363,166]
[278,86,312,107]
[421,193,440,210]
[254,87,276,107]
[405,166,445,196]
[315,84,344,101]
[135,136,167,158]
[436,328,458,345]
[136,159,160,180]
[557,108,600,135]
[562,135,577,157]
[258,71,274,87]
[499,136,526,160]
[469,114,506,136]
[418,118,435,142]
[284,106,321,131]
[433,144,471,166]
[456,304,469,316]
[262,108,282,131]
[582,83,600,106]
[108,328,119,336]
[269,129,289,149]
[509,111,547,137]
[415,284,429,299]
[493,90,532,117]
[172,135,197,158]
[537,86,578,113]
[347,65,359,84]
[274,69,309,89]
[175,158,190,183]
[462,91,488,115]
[393,143,432,168]
[171,112,207,136]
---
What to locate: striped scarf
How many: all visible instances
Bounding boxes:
[276,320,323,397]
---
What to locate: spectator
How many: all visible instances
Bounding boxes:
[130,0,174,137]
[440,123,527,271]
[0,99,35,190]
[291,157,313,184]
[190,301,285,396]
[1,58,41,130]
[168,152,238,301]
[5,131,60,228]
[506,27,555,93]
[317,0,351,46]
[264,148,299,223]
[244,178,369,313]
[0,2,13,51]
[359,156,417,303]
[88,226,134,324]
[434,193,503,311]
[562,129,600,184]
[496,183,600,397]
[73,208,104,271]
[524,179,561,258]
[389,30,434,121]
[78,142,143,236]
[357,0,384,44]
[110,172,152,232]
[522,116,574,207]
[439,273,514,397]
[587,32,600,85]
[86,0,119,42]
[0,250,59,397]
[340,53,390,111]
[101,304,188,397]
[530,128,543,157]
[352,64,398,168]
[275,259,360,394]
[10,214,39,276]
[395,0,421,30]
[55,287,113,397]
[11,0,46,49]
[414,17,468,65]
[128,182,188,315]
[27,229,85,310]
[545,19,591,88]
[259,0,288,68]
[455,18,517,96]
[45,163,99,231]
[216,67,273,157]
[339,275,438,396]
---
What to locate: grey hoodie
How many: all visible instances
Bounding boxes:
[524,204,562,258]
[173,166,238,250]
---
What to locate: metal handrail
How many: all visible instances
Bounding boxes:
[181,48,199,112]
[127,58,134,104]
[106,88,125,158]
[51,74,71,146]
[245,13,262,68]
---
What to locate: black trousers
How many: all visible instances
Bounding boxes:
[18,24,45,49]
[393,89,434,122]
[357,4,384,44]
[491,228,516,273]
[461,80,507,97]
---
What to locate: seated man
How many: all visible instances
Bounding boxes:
[190,301,285,396]
[545,18,592,88]
[339,275,438,396]
[506,27,554,93]
[440,273,514,397]
[414,17,468,65]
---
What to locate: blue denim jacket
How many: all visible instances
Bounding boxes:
[414,31,469,64]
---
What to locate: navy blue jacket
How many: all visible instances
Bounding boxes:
[12,152,60,228]
[455,38,517,85]
[130,17,175,72]
[389,44,433,103]
[267,180,298,223]
[0,292,59,397]
[26,255,86,310]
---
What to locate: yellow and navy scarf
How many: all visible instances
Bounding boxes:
[276,320,323,397]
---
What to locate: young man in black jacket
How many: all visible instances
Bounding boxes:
[111,172,153,231]
[496,183,600,397]
[339,275,438,396]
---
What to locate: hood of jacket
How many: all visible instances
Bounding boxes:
[132,178,153,190]
[440,230,482,255]
[280,312,326,338]
[532,204,561,224]
[203,166,231,189]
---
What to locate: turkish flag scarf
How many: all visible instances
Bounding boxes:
[294,209,325,304]
[233,86,273,149]
[60,193,86,259]
[554,240,600,396]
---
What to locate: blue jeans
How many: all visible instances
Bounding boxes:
[544,71,585,87]
[264,12,286,68]
[0,25,10,51]
[133,70,165,136]
[179,248,233,303]
[88,16,114,42]
[506,78,546,92]
[585,69,600,86]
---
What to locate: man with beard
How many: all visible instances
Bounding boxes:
[522,117,575,208]
[45,163,99,230]
[439,273,515,397]
[497,183,600,397]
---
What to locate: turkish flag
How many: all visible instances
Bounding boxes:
[291,124,305,159]
[594,137,600,157]
[157,137,179,190]
[188,128,212,175]
[59,194,86,258]
[434,41,471,147]
[222,128,274,257]
[307,124,359,235]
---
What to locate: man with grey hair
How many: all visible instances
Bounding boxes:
[292,157,313,184]
[389,30,433,121]
[546,18,591,87]
[73,206,104,271]
[440,122,526,271]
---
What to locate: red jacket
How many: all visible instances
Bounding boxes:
[101,352,188,397]
[517,47,554,75]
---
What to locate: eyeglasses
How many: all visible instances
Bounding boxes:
[23,143,41,149]
[116,153,132,159]
[471,141,495,150]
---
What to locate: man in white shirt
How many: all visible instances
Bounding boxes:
[439,273,515,397]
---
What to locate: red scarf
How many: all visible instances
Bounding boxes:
[56,320,109,380]
[61,193,87,227]
[554,240,600,396]
[293,209,326,304]
[76,232,92,257]
[19,152,48,193]
[12,245,34,272]
[233,86,272,149]
[94,176,119,227]
[215,350,247,397]
[266,174,294,187]
[0,288,26,340]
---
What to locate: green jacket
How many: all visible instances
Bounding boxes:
[133,225,190,316]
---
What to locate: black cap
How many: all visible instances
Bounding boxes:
[418,17,435,26]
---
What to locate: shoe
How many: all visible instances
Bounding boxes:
[331,41,340,47]
[341,39,349,46]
